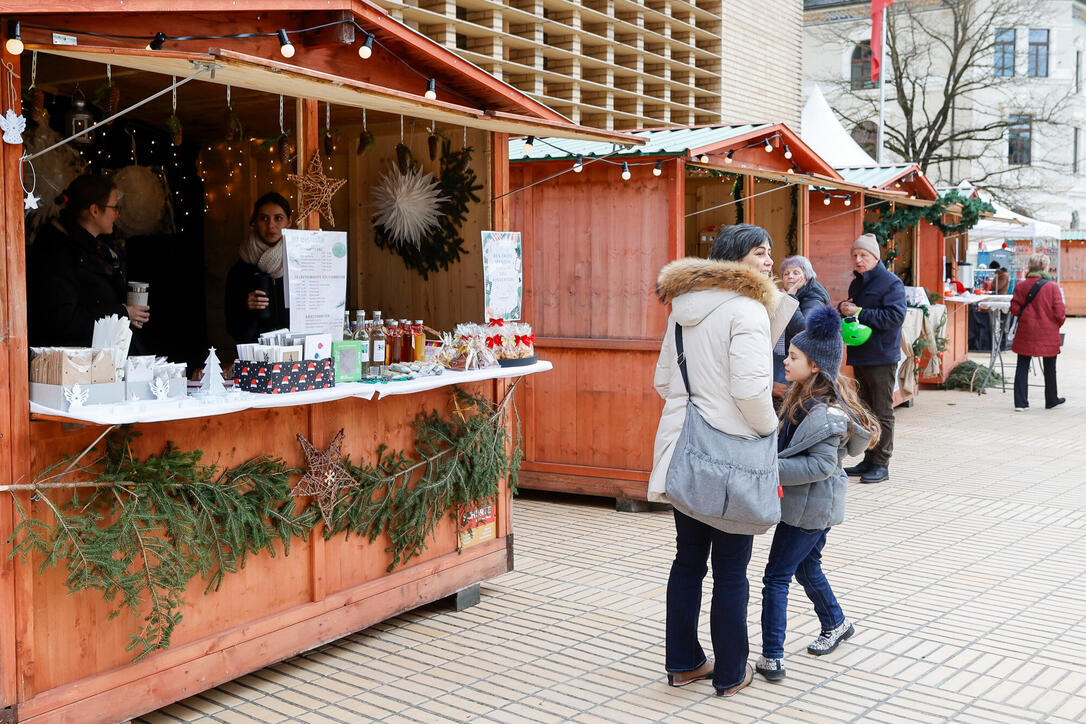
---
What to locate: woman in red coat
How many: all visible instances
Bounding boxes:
[1010,253,1066,410]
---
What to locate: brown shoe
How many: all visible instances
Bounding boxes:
[715,663,754,697]
[667,658,713,687]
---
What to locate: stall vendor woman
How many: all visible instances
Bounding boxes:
[27,175,151,347]
[225,193,292,343]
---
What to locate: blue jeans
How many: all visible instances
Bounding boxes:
[760,523,844,659]
[666,508,753,690]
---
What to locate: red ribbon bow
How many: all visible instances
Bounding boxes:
[486,335,503,349]
[460,334,471,341]
[515,334,535,346]
[487,318,504,327]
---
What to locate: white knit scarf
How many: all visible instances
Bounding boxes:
[238,231,285,279]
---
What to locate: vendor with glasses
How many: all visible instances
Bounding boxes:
[27,174,151,347]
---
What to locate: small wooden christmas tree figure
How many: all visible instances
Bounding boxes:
[200,347,226,395]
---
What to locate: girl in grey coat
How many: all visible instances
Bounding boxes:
[756,306,880,683]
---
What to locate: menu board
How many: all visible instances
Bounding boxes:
[481,230,523,321]
[284,229,348,336]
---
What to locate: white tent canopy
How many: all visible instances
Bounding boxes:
[969,201,1060,244]
[800,85,878,168]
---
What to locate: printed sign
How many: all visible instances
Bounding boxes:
[284,229,348,337]
[457,499,497,550]
[481,230,523,321]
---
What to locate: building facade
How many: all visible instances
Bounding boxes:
[373,0,803,130]
[803,0,1086,229]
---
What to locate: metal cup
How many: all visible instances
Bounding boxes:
[127,281,149,306]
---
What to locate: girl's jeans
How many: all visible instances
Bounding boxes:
[665,508,753,690]
[760,522,844,659]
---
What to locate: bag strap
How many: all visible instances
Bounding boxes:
[675,322,691,397]
[1018,279,1047,316]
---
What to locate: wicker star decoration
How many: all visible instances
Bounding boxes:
[293,429,354,526]
[288,150,347,227]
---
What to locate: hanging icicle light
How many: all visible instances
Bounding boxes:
[621,162,631,180]
[573,154,584,172]
[653,159,663,176]
[277,29,296,58]
[424,78,437,100]
[523,136,535,154]
[358,33,375,59]
[5,21,23,55]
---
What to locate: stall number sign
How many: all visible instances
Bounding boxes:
[457,500,496,550]
[481,230,522,321]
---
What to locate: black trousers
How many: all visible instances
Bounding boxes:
[1014,355,1058,409]
[853,363,896,466]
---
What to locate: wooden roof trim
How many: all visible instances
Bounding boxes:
[685,124,843,180]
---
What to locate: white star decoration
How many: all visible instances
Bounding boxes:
[24,191,39,210]
[0,109,25,145]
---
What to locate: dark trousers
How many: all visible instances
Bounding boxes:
[852,363,896,466]
[1014,354,1058,409]
[760,523,844,659]
[665,508,753,691]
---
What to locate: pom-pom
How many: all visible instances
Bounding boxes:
[805,305,841,340]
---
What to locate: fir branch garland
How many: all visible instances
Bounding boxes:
[864,190,994,247]
[7,387,520,661]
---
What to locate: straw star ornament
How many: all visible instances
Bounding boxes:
[293,429,354,525]
[288,151,347,226]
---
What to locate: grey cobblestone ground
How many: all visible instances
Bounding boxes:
[143,319,1086,723]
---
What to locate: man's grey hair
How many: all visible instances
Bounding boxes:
[709,223,772,262]
[780,255,816,280]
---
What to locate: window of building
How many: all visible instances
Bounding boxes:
[1008,114,1032,165]
[455,5,468,20]
[455,33,468,50]
[994,28,1015,76]
[1028,29,1049,77]
[852,121,878,157]
[851,41,875,90]
[1075,128,1081,175]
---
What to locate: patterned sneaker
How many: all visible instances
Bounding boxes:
[755,655,786,682]
[807,618,855,656]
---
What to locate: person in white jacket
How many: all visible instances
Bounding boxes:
[651,224,799,697]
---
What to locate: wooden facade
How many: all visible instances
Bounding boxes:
[1061,238,1086,315]
[0,3,635,721]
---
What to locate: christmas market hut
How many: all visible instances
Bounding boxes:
[0,3,639,722]
[1061,230,1086,315]
[505,122,845,505]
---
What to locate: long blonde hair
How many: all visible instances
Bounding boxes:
[779,370,881,450]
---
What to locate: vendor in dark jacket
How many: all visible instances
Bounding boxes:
[225,193,292,343]
[27,175,150,347]
[835,233,906,484]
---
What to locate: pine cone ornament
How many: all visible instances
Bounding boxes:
[427,133,440,162]
[278,135,292,164]
[323,129,340,158]
[356,129,375,155]
[395,143,413,175]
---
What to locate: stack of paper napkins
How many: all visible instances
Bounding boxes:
[91,315,133,382]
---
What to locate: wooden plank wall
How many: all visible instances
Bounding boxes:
[1061,241,1086,315]
[749,176,800,268]
[805,193,865,305]
[684,174,742,256]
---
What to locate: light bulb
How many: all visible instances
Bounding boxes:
[823,194,831,206]
[523,135,535,154]
[844,196,852,207]
[278,30,295,58]
[146,31,167,51]
[359,33,374,59]
[573,155,584,172]
[424,78,437,100]
[621,162,631,180]
[783,145,792,160]
[698,153,709,163]
[653,160,662,177]
[725,151,734,164]
[764,138,773,152]
[5,22,23,55]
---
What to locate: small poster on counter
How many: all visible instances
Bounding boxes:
[457,499,496,550]
[284,229,348,337]
[481,230,522,321]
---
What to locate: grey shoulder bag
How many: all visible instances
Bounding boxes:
[664,323,781,534]
[1006,279,1047,344]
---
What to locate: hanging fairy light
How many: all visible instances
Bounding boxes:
[844,195,852,207]
[783,144,793,160]
[5,21,23,55]
[725,150,734,163]
[823,193,831,205]
[358,33,374,59]
[573,154,584,173]
[698,152,709,163]
[522,136,535,154]
[424,78,437,100]
[653,159,663,176]
[277,29,295,58]
[621,162,631,180]
[764,138,773,152]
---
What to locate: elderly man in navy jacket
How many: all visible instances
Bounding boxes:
[836,234,906,484]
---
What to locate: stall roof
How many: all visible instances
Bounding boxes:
[1064,230,1086,240]
[29,45,641,146]
[837,164,939,200]
[508,124,775,160]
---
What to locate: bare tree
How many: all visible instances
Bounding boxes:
[813,0,1073,211]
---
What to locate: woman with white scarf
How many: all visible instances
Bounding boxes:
[225,193,292,343]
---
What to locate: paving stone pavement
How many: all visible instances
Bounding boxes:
[141,319,1086,724]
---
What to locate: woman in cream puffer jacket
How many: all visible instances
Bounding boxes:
[651,224,798,697]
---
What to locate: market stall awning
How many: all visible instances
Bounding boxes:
[970,200,1060,241]
[837,164,940,201]
[28,44,643,147]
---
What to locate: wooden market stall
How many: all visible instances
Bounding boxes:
[1061,232,1086,315]
[506,123,842,504]
[0,4,638,722]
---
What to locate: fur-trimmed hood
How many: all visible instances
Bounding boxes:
[656,257,778,308]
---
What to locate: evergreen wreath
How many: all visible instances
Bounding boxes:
[864,190,994,248]
[9,387,520,662]
[373,138,482,279]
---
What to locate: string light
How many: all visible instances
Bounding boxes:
[653,159,663,176]
[698,153,709,163]
[6,21,23,55]
[523,135,535,154]
[844,195,852,207]
[424,78,437,100]
[277,29,295,58]
[573,154,584,172]
[783,144,793,160]
[359,33,374,59]
[823,193,831,205]
[145,31,166,51]
[725,150,734,163]
[764,138,773,152]
[621,162,631,180]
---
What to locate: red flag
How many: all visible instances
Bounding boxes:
[871,0,896,82]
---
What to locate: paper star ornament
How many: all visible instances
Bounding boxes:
[288,151,347,227]
[0,109,25,145]
[293,429,354,526]
[24,191,39,210]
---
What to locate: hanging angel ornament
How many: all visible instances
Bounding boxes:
[1,108,26,145]
[149,376,170,401]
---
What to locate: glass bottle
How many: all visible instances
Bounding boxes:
[370,311,385,376]
[387,320,401,366]
[342,311,352,340]
[358,320,371,377]
[353,310,366,340]
[413,320,426,362]
[399,319,413,362]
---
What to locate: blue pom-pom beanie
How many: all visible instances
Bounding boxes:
[790,305,844,380]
